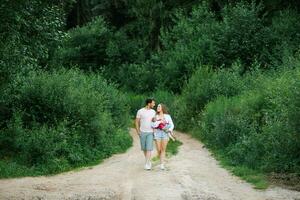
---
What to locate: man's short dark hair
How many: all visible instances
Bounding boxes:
[145,98,155,105]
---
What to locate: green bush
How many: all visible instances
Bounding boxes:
[199,91,264,152]
[176,65,245,130]
[197,67,300,173]
[119,62,157,93]
[0,68,132,177]
[260,68,300,172]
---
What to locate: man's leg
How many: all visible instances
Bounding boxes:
[144,132,154,169]
[145,150,151,161]
[144,150,149,166]
[140,133,148,165]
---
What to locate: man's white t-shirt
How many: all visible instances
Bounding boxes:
[136,107,156,132]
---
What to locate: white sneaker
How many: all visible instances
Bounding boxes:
[148,161,152,169]
[144,162,151,170]
[147,161,152,170]
[144,163,148,170]
[160,164,165,170]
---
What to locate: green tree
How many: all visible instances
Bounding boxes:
[0,0,69,87]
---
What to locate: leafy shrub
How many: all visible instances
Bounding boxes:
[199,91,264,151]
[118,62,157,93]
[0,68,132,176]
[197,67,300,173]
[259,68,300,172]
[176,65,245,130]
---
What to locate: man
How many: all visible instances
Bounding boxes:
[135,98,156,170]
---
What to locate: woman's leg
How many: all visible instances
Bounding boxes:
[160,138,169,165]
[155,139,162,159]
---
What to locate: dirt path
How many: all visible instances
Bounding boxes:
[0,129,299,200]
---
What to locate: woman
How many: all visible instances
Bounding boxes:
[152,103,174,170]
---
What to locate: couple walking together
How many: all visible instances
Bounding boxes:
[135,98,175,170]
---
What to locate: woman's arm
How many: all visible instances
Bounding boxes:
[166,114,174,131]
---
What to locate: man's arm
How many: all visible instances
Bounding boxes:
[135,117,140,136]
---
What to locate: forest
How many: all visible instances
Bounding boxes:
[0,0,299,186]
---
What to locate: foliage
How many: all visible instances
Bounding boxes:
[196,67,300,173]
[0,0,68,88]
[54,17,112,71]
[2,0,300,180]
[54,16,146,85]
[158,2,219,92]
[175,65,245,130]
[268,9,300,66]
[126,92,147,117]
[55,1,300,94]
[157,2,300,92]
[0,69,132,177]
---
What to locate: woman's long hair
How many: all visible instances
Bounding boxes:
[157,103,168,114]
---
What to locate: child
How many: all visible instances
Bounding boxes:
[152,117,176,141]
